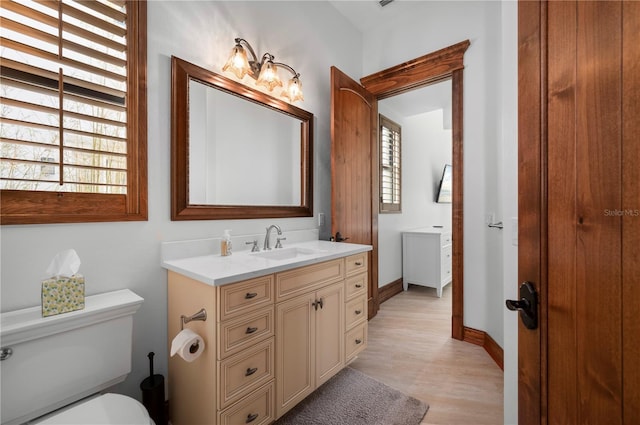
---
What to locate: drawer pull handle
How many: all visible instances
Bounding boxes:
[355,261,362,266]
[245,292,258,299]
[0,347,12,361]
[355,284,362,288]
[246,413,259,423]
[355,339,362,344]
[355,310,362,315]
[245,367,258,376]
[245,326,258,334]
[312,298,324,310]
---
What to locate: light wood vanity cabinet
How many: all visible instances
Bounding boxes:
[167,253,368,425]
[275,279,344,417]
[168,272,276,425]
[343,255,368,363]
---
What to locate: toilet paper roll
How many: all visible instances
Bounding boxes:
[170,329,205,362]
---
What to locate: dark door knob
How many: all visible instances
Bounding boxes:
[506,281,538,330]
[505,298,530,311]
[335,231,349,242]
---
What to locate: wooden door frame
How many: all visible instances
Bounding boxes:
[517,1,544,422]
[360,40,470,340]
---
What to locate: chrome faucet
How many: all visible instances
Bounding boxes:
[263,224,282,250]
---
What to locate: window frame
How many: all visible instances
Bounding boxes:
[379,114,401,213]
[0,0,147,225]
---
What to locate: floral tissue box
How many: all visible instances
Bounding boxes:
[42,275,85,317]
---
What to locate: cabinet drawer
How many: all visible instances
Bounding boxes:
[218,275,274,321]
[345,253,368,276]
[345,273,367,300]
[217,381,275,425]
[275,259,343,301]
[345,322,367,363]
[442,245,452,265]
[441,266,452,284]
[441,245,452,283]
[345,295,367,331]
[218,306,274,360]
[441,232,452,247]
[218,338,275,409]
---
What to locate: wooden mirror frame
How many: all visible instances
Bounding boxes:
[171,56,314,220]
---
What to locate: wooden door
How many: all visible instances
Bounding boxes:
[315,282,345,386]
[275,293,315,417]
[518,1,640,424]
[330,66,379,318]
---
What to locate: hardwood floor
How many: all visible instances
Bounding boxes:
[349,285,504,425]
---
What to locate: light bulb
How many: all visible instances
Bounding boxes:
[256,60,283,91]
[281,75,304,102]
[222,44,251,79]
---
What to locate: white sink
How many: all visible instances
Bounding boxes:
[251,247,325,261]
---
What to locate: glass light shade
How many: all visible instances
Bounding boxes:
[222,45,251,79]
[256,61,283,91]
[281,76,304,102]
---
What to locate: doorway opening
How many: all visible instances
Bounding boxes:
[361,40,469,339]
[377,79,453,332]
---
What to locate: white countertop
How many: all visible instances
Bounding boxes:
[402,226,450,235]
[161,240,372,286]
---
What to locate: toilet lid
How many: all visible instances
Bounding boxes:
[34,393,153,425]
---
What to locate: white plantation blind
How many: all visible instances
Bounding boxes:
[379,114,401,212]
[1,0,130,194]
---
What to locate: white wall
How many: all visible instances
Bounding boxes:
[0,1,361,400]
[377,105,452,287]
[1,2,519,419]
[361,0,505,340]
[501,1,519,423]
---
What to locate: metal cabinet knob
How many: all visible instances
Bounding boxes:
[0,347,12,361]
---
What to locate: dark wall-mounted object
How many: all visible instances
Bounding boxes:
[436,164,452,203]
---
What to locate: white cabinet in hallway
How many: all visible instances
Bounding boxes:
[402,227,452,297]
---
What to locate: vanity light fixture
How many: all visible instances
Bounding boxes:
[222,37,304,103]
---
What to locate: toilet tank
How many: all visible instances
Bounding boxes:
[0,289,143,425]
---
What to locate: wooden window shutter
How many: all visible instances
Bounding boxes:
[379,114,401,213]
[0,0,147,224]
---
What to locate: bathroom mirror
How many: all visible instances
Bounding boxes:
[171,56,313,220]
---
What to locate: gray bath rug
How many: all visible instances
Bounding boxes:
[274,367,429,425]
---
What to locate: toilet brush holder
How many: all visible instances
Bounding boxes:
[140,352,167,425]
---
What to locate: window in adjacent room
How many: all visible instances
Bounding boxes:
[379,114,401,213]
[0,0,147,224]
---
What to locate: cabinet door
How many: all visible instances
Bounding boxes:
[315,282,345,386]
[275,293,315,417]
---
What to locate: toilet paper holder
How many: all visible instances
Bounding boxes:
[180,308,207,354]
[180,308,207,330]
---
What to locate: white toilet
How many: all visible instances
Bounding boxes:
[0,289,153,425]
